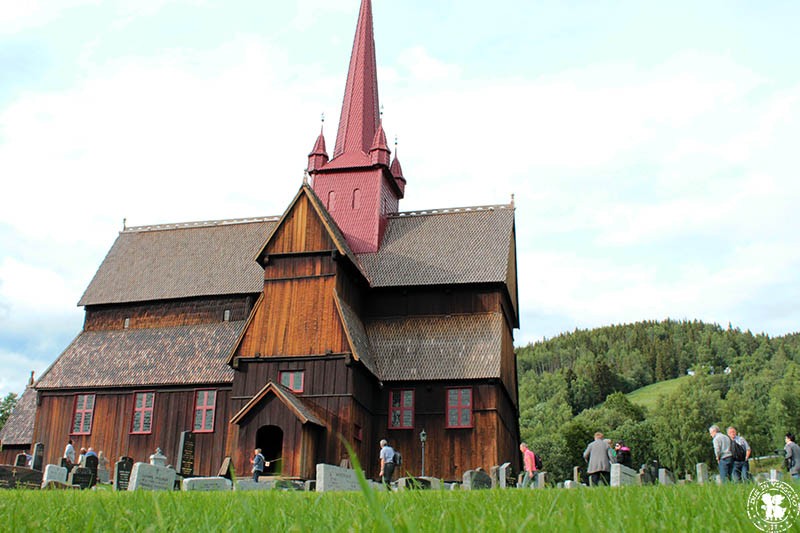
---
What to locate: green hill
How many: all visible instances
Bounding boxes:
[626,375,692,412]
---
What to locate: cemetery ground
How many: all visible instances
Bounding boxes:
[0,482,773,532]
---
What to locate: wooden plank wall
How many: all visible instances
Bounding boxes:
[366,286,502,318]
[0,445,27,465]
[33,387,231,476]
[264,194,335,255]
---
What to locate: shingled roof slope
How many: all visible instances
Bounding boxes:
[367,312,503,381]
[358,205,515,287]
[334,291,377,376]
[36,322,241,390]
[0,386,36,446]
[79,218,277,306]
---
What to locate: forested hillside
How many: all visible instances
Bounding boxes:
[516,320,800,481]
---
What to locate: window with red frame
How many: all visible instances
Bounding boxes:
[388,389,414,429]
[130,392,155,434]
[71,394,95,435]
[193,390,216,433]
[446,388,473,428]
[279,371,304,393]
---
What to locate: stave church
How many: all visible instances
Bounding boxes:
[0,0,520,481]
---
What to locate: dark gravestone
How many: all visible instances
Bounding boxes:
[32,443,44,471]
[15,454,27,467]
[60,458,68,469]
[85,455,99,487]
[178,431,196,477]
[218,457,232,480]
[0,465,43,489]
[114,457,134,491]
[462,469,492,490]
[69,467,93,490]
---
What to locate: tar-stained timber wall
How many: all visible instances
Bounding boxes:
[33,387,231,476]
[84,295,255,331]
[374,382,520,482]
[228,357,379,478]
[0,445,27,466]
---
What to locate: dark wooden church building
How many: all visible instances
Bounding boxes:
[1,0,520,480]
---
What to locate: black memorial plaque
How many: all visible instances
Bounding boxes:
[114,457,134,491]
[84,455,99,487]
[178,431,196,477]
[32,442,44,471]
[69,466,93,490]
[0,465,43,489]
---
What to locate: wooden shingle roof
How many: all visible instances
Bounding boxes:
[366,313,504,381]
[78,218,277,306]
[359,205,515,287]
[35,322,242,390]
[0,386,36,446]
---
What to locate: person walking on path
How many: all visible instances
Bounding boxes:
[519,443,538,488]
[583,432,611,486]
[785,433,800,480]
[727,426,751,481]
[379,439,396,485]
[709,425,733,483]
[251,448,266,482]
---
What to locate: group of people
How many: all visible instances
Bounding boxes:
[708,425,752,482]
[63,439,98,469]
[582,432,632,486]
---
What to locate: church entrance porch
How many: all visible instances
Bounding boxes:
[255,425,283,475]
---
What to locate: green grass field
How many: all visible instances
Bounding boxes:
[626,375,692,412]
[0,483,781,532]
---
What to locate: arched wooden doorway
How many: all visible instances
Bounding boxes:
[256,425,283,474]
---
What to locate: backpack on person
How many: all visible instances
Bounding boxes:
[534,453,543,470]
[730,437,746,462]
[393,450,402,466]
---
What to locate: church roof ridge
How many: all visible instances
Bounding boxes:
[124,216,280,233]
[392,203,514,218]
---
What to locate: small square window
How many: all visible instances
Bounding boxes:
[388,389,414,429]
[280,371,304,393]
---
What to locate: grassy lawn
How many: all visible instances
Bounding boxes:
[626,375,692,412]
[0,483,778,532]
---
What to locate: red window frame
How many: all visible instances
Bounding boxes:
[279,371,305,393]
[388,389,414,429]
[446,387,473,428]
[193,389,217,433]
[71,394,96,435]
[130,391,155,434]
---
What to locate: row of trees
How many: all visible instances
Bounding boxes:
[516,320,800,480]
[0,392,19,432]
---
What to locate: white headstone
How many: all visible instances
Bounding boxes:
[536,472,547,488]
[127,462,176,491]
[182,476,232,491]
[610,463,639,487]
[695,463,709,484]
[564,480,580,489]
[315,463,361,492]
[235,480,272,491]
[396,476,442,490]
[769,469,781,481]
[41,464,68,488]
[658,468,674,486]
[498,462,511,488]
[149,448,167,468]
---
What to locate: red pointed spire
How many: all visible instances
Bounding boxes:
[390,137,405,197]
[307,119,329,172]
[333,0,379,158]
[369,123,390,166]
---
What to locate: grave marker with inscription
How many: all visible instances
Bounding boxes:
[42,464,68,487]
[32,442,44,471]
[15,454,27,467]
[178,431,196,477]
[182,476,231,491]
[85,455,99,488]
[695,463,709,484]
[0,465,42,489]
[462,469,492,490]
[114,457,134,491]
[68,466,93,490]
[128,462,176,491]
[315,463,360,492]
[218,457,233,480]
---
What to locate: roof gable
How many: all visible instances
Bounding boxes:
[0,387,36,446]
[230,381,324,426]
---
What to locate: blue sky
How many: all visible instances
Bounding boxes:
[1,0,799,397]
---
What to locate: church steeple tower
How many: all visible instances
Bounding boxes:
[307,0,406,254]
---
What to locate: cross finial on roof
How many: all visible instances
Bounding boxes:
[380,104,384,121]
[320,112,325,133]
[303,169,309,185]
[510,194,515,207]
[123,217,127,230]
[394,134,398,149]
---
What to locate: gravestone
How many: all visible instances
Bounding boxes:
[564,480,580,489]
[149,448,167,467]
[462,469,492,490]
[60,458,68,469]
[178,431,196,477]
[114,457,134,491]
[68,467,93,489]
[15,454,27,467]
[658,468,675,486]
[128,462,176,491]
[499,462,513,488]
[0,465,43,489]
[217,457,233,480]
[695,463,709,484]
[43,480,80,490]
[42,464,68,487]
[536,472,547,488]
[236,480,273,491]
[573,466,582,483]
[32,442,44,471]
[97,452,110,484]
[315,463,360,492]
[85,455,99,488]
[396,477,441,490]
[610,463,639,487]
[769,469,781,481]
[182,476,231,491]
[304,480,316,491]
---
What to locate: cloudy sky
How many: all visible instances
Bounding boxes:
[1,0,798,397]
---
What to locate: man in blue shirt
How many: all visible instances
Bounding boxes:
[379,439,395,485]
[251,448,266,482]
